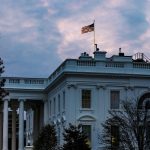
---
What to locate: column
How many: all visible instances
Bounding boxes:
[11,105,17,150]
[18,99,24,150]
[25,108,33,146]
[2,99,9,150]
[44,100,48,125]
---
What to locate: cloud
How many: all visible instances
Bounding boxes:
[55,1,126,58]
[0,0,61,77]
[0,4,39,43]
[55,0,150,58]
[138,1,150,56]
[1,0,150,77]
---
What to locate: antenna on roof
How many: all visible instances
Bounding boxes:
[94,44,99,51]
[119,48,121,53]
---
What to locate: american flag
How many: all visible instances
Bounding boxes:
[81,23,94,34]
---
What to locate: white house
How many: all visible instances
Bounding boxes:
[0,48,150,150]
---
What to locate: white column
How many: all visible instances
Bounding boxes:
[44,100,48,125]
[2,99,9,150]
[18,99,24,150]
[11,106,17,150]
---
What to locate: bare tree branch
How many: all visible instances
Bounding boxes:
[100,99,150,150]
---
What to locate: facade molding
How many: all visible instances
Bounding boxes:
[77,115,96,121]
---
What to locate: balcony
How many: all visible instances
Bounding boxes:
[4,77,48,90]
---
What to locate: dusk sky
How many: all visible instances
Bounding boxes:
[1,0,150,77]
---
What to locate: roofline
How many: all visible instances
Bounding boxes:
[2,76,47,80]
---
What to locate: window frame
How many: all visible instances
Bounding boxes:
[82,124,92,148]
[58,94,60,113]
[110,90,120,109]
[53,97,56,115]
[63,91,65,111]
[111,125,119,149]
[81,89,92,109]
[49,100,52,116]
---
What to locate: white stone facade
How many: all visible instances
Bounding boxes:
[0,50,150,150]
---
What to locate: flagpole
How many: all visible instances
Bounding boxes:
[93,20,95,51]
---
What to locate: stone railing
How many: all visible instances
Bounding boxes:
[3,60,150,89]
[47,59,150,85]
[4,77,47,90]
[48,61,66,83]
[77,60,96,66]
[133,62,150,69]
[105,62,124,68]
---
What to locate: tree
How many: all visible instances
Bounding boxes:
[33,124,57,150]
[100,99,150,150]
[63,123,90,150]
[0,57,8,101]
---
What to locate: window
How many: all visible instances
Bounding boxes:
[110,91,120,109]
[58,94,60,113]
[111,125,119,149]
[82,125,91,147]
[49,100,52,116]
[28,115,30,130]
[63,91,65,110]
[82,89,91,108]
[53,98,56,114]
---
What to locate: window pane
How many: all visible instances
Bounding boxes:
[63,91,65,110]
[82,125,91,147]
[110,91,120,109]
[49,100,51,116]
[54,98,56,114]
[82,90,91,108]
[58,94,60,112]
[111,125,119,148]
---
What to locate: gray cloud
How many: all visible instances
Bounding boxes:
[0,0,150,77]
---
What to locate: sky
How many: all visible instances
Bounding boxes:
[0,0,150,77]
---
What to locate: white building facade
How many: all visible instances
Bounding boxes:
[0,49,150,150]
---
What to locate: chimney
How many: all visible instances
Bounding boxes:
[93,44,107,60]
[79,52,92,60]
[119,48,124,56]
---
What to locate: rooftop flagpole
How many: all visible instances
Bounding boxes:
[93,20,96,51]
[81,21,95,52]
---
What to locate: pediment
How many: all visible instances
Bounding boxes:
[77,115,96,121]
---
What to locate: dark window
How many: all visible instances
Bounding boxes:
[110,91,120,109]
[53,98,56,114]
[111,125,119,149]
[58,94,60,112]
[82,90,91,108]
[63,91,65,110]
[49,100,51,116]
[82,125,91,147]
